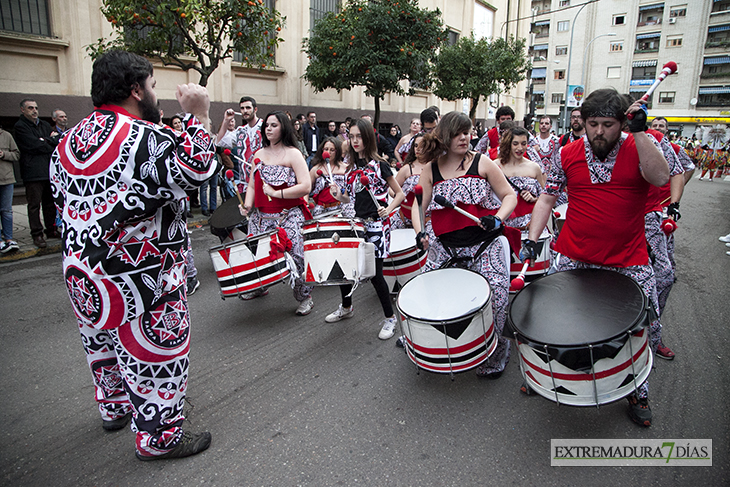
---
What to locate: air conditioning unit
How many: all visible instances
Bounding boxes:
[668,18,677,24]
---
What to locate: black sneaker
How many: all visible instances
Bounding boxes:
[136,431,212,461]
[187,277,200,296]
[627,395,652,427]
[102,412,132,432]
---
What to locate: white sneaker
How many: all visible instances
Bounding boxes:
[325,304,354,323]
[295,296,314,316]
[726,243,730,248]
[378,317,397,340]
[727,251,730,257]
[720,234,730,243]
[240,288,269,300]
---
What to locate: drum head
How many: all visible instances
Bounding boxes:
[508,269,648,346]
[398,268,490,322]
[390,229,416,253]
[209,196,247,230]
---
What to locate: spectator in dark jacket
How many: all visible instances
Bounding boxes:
[14,98,59,248]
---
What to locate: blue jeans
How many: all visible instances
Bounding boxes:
[200,176,218,213]
[0,183,14,240]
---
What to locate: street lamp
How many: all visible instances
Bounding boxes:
[581,33,617,91]
[562,1,590,132]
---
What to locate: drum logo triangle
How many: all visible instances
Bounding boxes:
[306,263,315,283]
[219,248,231,264]
[326,260,346,281]
[245,238,259,256]
[431,318,472,340]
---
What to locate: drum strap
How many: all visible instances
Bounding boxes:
[439,231,500,269]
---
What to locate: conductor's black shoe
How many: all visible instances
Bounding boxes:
[135,431,212,461]
[627,395,652,427]
[102,412,132,432]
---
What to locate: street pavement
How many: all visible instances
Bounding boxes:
[0,176,728,486]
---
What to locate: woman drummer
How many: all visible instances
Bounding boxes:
[394,117,423,166]
[309,137,354,218]
[327,118,405,340]
[497,126,545,230]
[412,111,517,378]
[390,132,428,230]
[240,111,315,316]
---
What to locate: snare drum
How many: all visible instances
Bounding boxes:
[384,229,428,294]
[209,196,248,243]
[509,230,552,292]
[508,269,653,406]
[303,217,365,285]
[397,268,497,375]
[208,229,289,298]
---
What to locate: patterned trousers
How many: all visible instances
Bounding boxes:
[78,292,190,456]
[554,255,662,399]
[424,235,511,375]
[645,211,674,316]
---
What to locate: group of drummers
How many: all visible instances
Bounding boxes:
[212,88,693,428]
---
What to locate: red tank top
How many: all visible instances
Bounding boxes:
[254,170,309,215]
[555,135,649,267]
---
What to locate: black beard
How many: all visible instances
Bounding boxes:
[140,92,161,124]
[571,122,584,132]
[590,138,615,160]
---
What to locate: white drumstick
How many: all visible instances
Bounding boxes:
[433,195,481,224]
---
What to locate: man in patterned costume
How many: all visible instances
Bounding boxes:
[50,50,217,460]
[523,88,670,427]
[216,95,262,194]
[530,116,560,174]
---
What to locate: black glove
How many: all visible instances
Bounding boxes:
[667,202,681,221]
[415,231,426,251]
[628,105,648,133]
[520,240,538,262]
[479,215,502,231]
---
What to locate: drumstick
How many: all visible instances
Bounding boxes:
[433,195,481,225]
[316,169,333,185]
[627,61,677,120]
[413,184,426,235]
[322,151,335,182]
[510,259,531,290]
[225,169,245,207]
[661,218,678,235]
[359,175,383,218]
[251,157,271,201]
[223,148,251,168]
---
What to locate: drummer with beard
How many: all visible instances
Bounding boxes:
[523,88,670,427]
[412,111,517,379]
[239,111,314,315]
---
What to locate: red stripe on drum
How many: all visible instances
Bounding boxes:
[382,260,426,277]
[220,270,289,296]
[405,351,489,373]
[303,222,364,231]
[519,334,649,381]
[510,260,551,272]
[214,254,286,279]
[303,241,362,251]
[406,324,495,356]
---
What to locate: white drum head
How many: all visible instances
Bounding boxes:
[390,229,416,253]
[398,268,490,322]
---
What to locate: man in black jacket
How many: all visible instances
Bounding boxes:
[14,99,59,248]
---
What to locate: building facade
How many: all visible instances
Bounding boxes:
[0,0,534,137]
[527,0,730,136]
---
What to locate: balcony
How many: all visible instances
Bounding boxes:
[637,19,663,27]
[635,48,659,54]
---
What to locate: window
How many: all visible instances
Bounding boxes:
[0,0,51,36]
[632,64,657,80]
[667,36,683,47]
[638,5,664,27]
[607,66,621,78]
[554,70,565,80]
[669,6,687,17]
[559,0,570,6]
[234,0,277,64]
[613,15,625,26]
[711,0,730,13]
[706,25,730,49]
[697,86,730,107]
[556,46,568,56]
[551,93,564,104]
[310,0,340,30]
[447,30,459,46]
[659,92,675,103]
[610,41,624,52]
[557,21,569,32]
[635,34,661,53]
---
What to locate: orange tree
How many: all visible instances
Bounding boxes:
[303,0,445,127]
[433,35,530,122]
[87,0,284,86]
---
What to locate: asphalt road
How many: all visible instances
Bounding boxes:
[1,177,728,486]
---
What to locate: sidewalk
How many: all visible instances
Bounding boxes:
[0,202,210,263]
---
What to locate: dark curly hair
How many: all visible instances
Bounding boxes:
[91,50,153,107]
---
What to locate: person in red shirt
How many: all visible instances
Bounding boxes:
[474,106,515,153]
[524,88,669,427]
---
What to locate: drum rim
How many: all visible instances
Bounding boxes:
[208,228,279,252]
[508,268,649,347]
[303,212,361,224]
[397,268,492,323]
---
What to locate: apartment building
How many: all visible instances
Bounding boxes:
[0,0,533,136]
[527,0,730,136]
